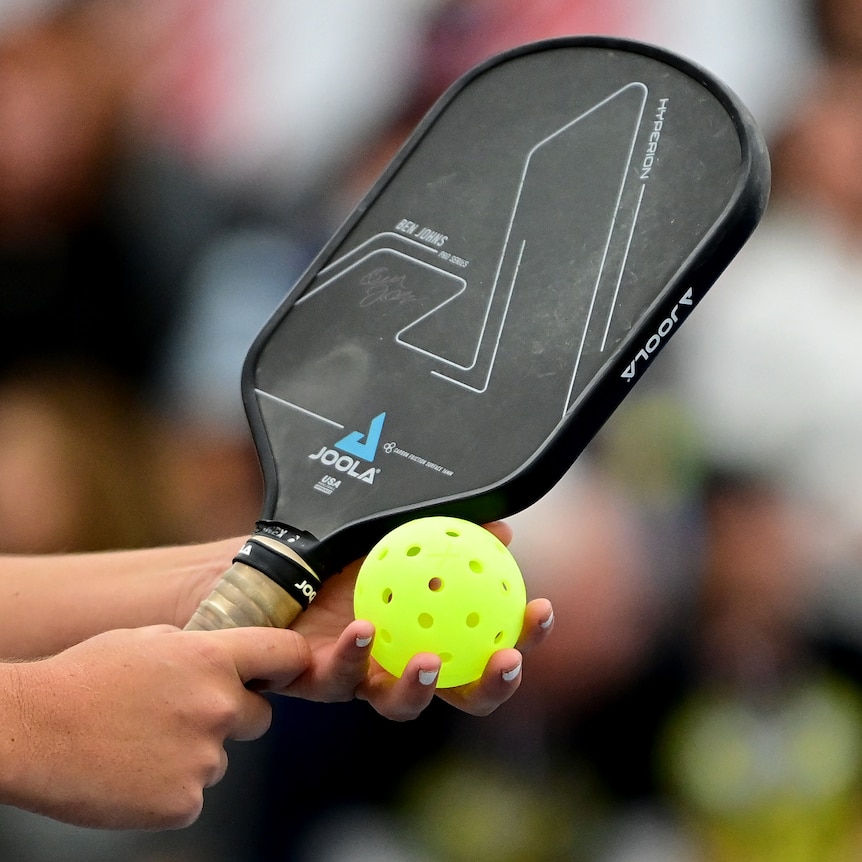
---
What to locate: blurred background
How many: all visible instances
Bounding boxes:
[2,0,862,860]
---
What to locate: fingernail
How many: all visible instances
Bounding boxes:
[355,635,372,648]
[540,609,555,630]
[502,662,522,683]
[419,668,439,686]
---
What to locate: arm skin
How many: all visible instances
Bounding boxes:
[0,526,554,829]
[0,538,239,659]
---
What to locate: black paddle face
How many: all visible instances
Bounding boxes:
[245,37,770,571]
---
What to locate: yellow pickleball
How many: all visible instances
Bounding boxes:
[354,516,527,688]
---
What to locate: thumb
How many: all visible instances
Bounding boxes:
[210,627,311,690]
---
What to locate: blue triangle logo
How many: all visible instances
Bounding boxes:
[335,412,386,461]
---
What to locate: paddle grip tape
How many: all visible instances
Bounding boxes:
[232,539,320,609]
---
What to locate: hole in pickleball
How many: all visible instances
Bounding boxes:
[377,547,389,560]
[406,545,421,557]
[380,629,392,644]
[494,630,505,644]
[500,580,510,593]
[418,613,434,629]
[382,588,393,604]
[469,559,483,573]
[428,577,443,592]
[440,652,452,663]
[446,529,460,537]
[466,612,480,628]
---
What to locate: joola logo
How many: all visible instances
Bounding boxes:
[308,413,386,484]
[621,287,693,382]
[308,447,378,484]
[335,412,386,461]
[293,578,317,602]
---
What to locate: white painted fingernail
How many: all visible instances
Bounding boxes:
[540,609,555,630]
[419,668,439,686]
[355,635,372,648]
[502,663,522,683]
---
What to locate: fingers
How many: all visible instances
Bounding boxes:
[359,647,523,719]
[357,598,554,720]
[441,599,554,715]
[436,647,525,715]
[316,620,377,700]
[182,628,312,742]
[518,598,555,653]
[204,747,230,788]
[276,619,377,702]
[357,652,443,721]
[482,520,513,546]
[210,627,311,690]
[226,697,271,743]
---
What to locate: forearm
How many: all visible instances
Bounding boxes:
[0,662,30,810]
[0,538,240,658]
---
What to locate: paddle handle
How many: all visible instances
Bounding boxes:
[184,535,318,630]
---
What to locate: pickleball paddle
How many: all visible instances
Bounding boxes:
[185,36,770,632]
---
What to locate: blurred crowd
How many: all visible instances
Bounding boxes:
[3,0,862,861]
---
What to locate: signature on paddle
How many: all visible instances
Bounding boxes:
[359,267,420,307]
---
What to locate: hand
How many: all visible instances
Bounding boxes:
[3,624,310,830]
[280,522,555,720]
